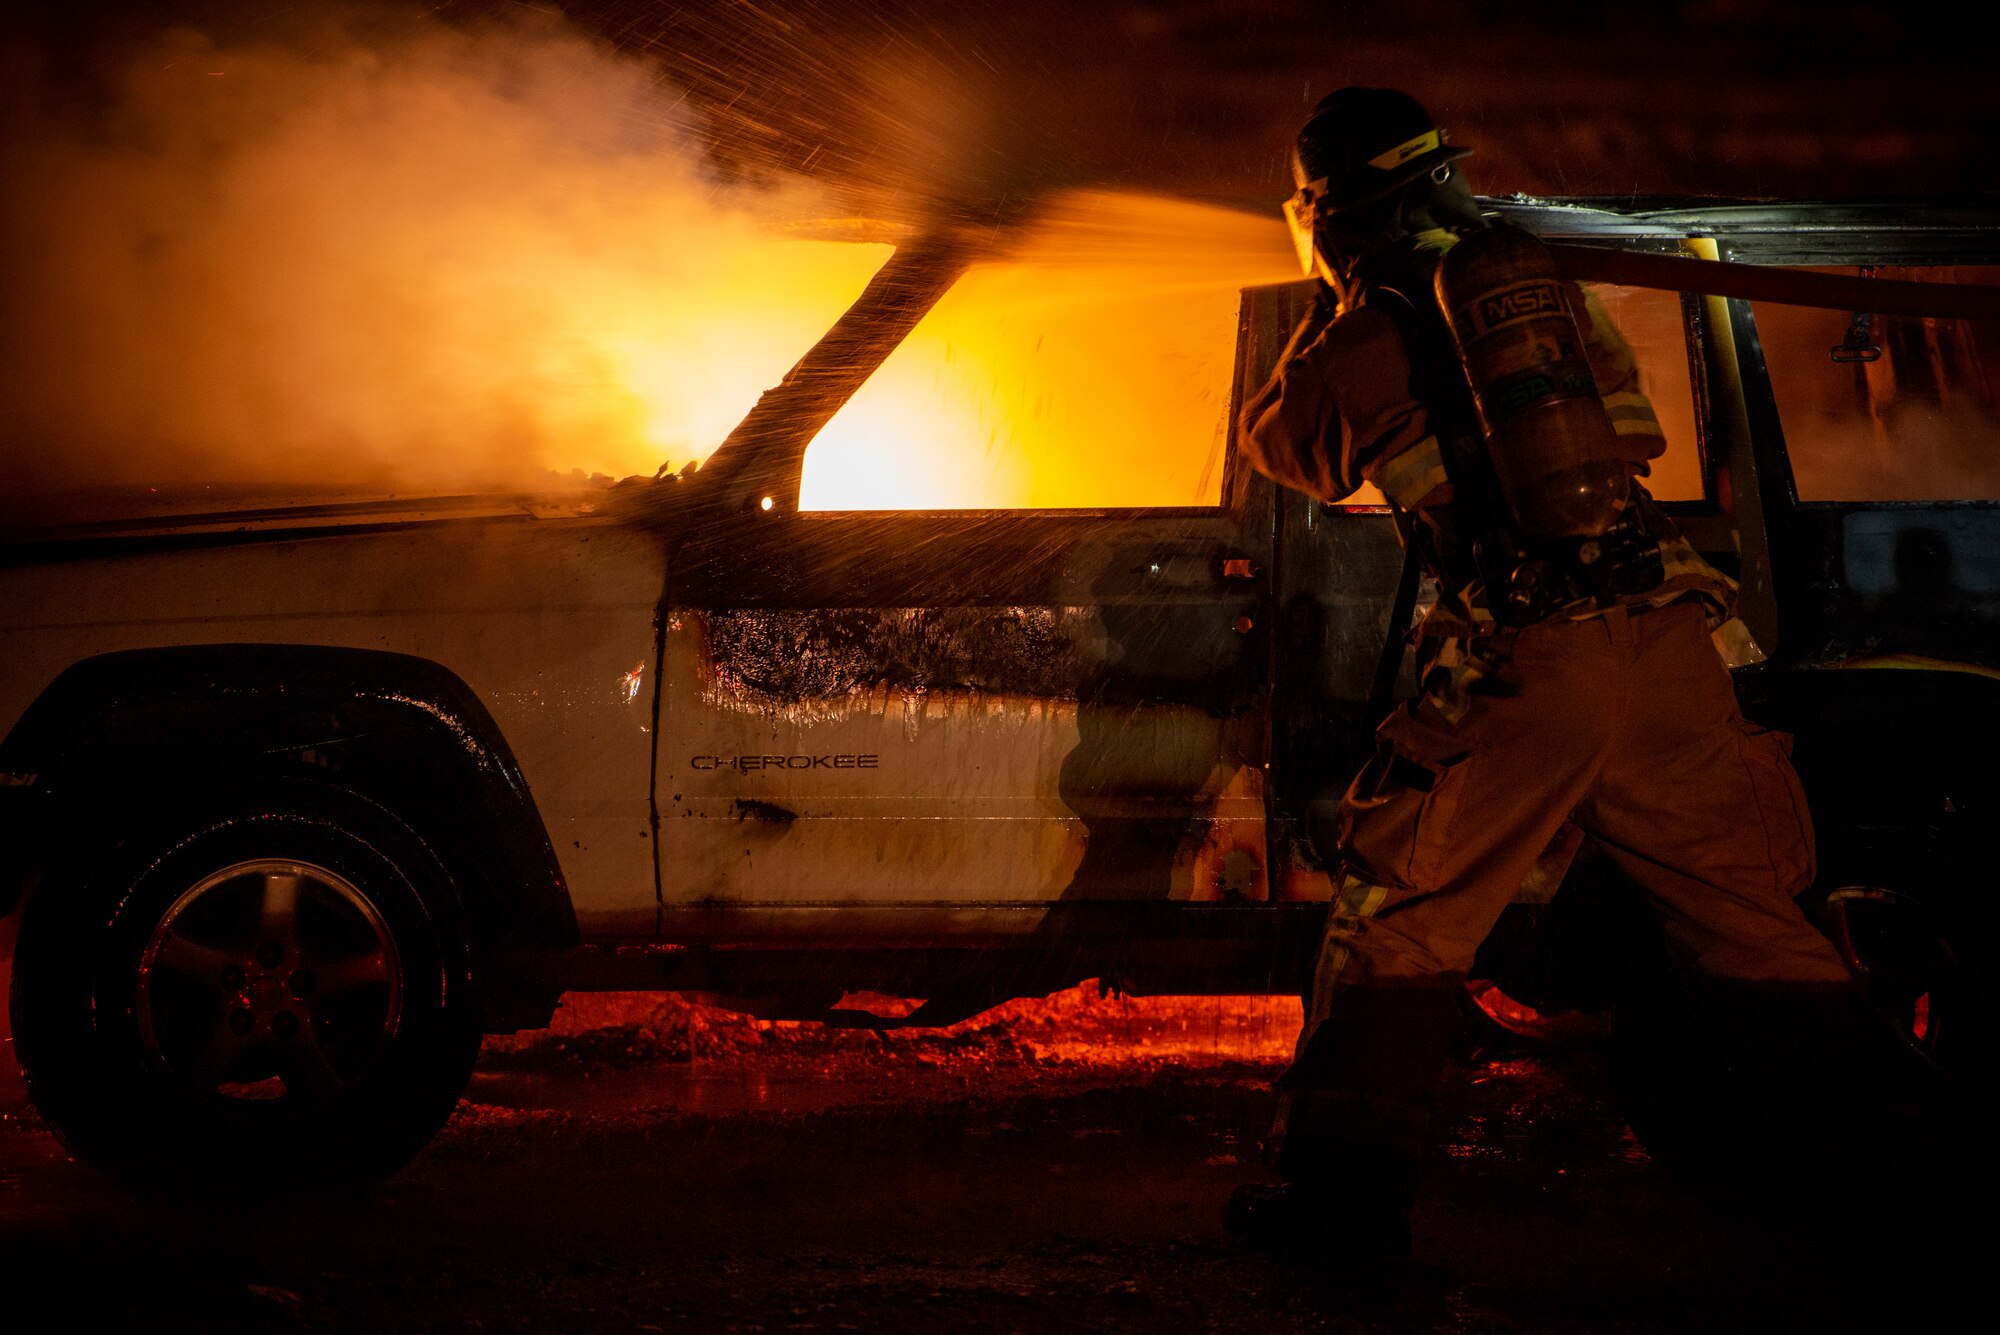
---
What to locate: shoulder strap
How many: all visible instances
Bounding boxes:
[1355,263,1460,715]
[1367,534,1424,717]
[1364,268,1488,512]
[1364,257,1529,625]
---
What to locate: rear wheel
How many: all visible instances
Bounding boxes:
[1806,834,1985,1090]
[1617,827,1983,1182]
[10,779,481,1191]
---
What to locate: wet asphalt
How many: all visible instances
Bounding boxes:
[0,987,1978,1334]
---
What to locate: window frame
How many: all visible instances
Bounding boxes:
[1735,261,2000,511]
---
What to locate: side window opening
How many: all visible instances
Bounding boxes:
[1585,283,1704,503]
[1752,265,2000,502]
[797,194,1300,513]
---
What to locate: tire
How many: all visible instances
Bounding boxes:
[1801,829,1987,1093]
[1612,825,1985,1184]
[9,776,482,1191]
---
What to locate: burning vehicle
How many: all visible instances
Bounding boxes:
[0,195,1993,1187]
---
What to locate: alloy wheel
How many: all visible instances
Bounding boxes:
[135,859,404,1103]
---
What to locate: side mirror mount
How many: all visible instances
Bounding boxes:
[1830,266,1883,364]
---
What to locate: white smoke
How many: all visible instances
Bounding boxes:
[0,10,890,520]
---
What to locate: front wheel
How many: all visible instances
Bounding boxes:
[10,779,482,1191]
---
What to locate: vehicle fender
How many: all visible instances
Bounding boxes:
[0,645,579,968]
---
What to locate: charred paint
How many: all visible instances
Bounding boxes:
[731,797,799,825]
[702,606,1094,709]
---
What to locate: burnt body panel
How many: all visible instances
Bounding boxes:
[703,605,1094,705]
[657,500,1278,911]
[675,509,1259,606]
[679,510,1267,711]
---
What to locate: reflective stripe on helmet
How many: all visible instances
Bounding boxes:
[1366,128,1444,172]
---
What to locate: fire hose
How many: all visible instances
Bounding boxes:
[1546,243,2000,321]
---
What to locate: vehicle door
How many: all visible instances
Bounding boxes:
[654,234,1280,938]
[1712,223,2000,1078]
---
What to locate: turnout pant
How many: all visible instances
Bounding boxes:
[1273,598,1856,1199]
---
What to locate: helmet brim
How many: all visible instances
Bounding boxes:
[1323,144,1474,212]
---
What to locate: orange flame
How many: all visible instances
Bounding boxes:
[799,192,1302,511]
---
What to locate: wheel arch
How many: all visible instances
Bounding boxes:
[0,645,579,1007]
[1748,659,2000,866]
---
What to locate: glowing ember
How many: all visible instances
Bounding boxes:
[1465,979,1609,1045]
[490,985,1304,1069]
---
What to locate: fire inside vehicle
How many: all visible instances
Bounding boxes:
[0,196,1994,1188]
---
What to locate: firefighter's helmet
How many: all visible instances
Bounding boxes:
[1284,87,1473,277]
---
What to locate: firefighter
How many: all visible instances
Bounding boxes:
[1226,87,1909,1258]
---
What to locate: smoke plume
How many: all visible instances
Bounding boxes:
[0,10,888,522]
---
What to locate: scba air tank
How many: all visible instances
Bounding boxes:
[1434,223,1628,539]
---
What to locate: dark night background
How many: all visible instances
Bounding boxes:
[1,3,1992,1333]
[10,0,1997,212]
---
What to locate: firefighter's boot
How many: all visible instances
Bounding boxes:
[1227,984,1461,1260]
[1223,1091,1419,1260]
